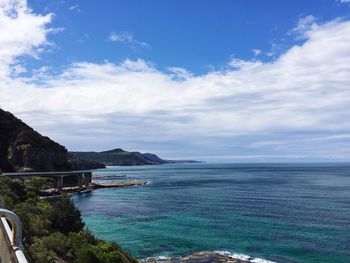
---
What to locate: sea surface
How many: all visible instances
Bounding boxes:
[72,163,350,263]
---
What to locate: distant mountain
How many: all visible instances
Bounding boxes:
[0,108,70,172]
[68,158,106,170]
[68,148,200,166]
[0,108,198,172]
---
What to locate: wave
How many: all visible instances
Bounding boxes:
[214,251,276,263]
[140,250,276,263]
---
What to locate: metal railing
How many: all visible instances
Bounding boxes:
[0,209,28,263]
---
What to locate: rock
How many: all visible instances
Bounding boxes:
[140,251,252,263]
[92,181,147,189]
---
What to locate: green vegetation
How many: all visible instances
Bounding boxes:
[69,148,166,166]
[0,108,70,172]
[0,175,137,263]
[69,148,200,166]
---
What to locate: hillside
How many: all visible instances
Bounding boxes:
[0,108,70,172]
[0,108,197,172]
[69,148,200,166]
[69,148,167,166]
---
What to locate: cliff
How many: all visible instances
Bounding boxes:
[0,108,70,172]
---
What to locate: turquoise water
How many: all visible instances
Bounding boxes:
[72,163,350,262]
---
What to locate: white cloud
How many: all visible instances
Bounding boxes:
[0,0,52,62]
[68,4,80,12]
[1,1,350,160]
[108,32,150,49]
[167,67,193,80]
[0,0,52,83]
[290,15,318,38]
[338,0,350,3]
[251,49,262,56]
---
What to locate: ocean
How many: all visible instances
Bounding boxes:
[72,163,350,263]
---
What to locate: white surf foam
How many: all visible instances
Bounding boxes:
[214,250,276,263]
[251,258,276,263]
[141,250,277,263]
[215,250,251,260]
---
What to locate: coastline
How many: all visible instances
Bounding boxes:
[73,164,350,263]
[139,251,276,263]
[40,180,148,199]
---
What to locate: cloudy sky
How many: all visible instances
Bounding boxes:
[1,0,350,162]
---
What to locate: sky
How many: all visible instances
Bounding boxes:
[1,0,350,162]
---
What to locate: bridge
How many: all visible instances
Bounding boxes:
[0,171,93,262]
[2,171,93,192]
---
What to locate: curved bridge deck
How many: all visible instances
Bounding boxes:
[2,171,92,192]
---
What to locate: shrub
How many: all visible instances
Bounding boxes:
[26,176,56,197]
[0,177,137,263]
[49,196,85,233]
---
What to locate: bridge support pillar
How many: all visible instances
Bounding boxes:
[88,173,92,185]
[57,176,63,192]
[87,173,92,185]
[77,174,83,189]
[83,173,91,187]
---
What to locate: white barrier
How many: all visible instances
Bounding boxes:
[0,209,28,263]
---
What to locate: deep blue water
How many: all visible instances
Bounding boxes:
[72,163,350,263]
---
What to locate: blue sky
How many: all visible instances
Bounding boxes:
[1,0,350,161]
[28,0,350,73]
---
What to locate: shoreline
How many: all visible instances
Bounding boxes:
[92,180,147,188]
[139,251,276,263]
[40,180,148,199]
[93,174,127,179]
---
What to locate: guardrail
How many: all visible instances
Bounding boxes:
[0,209,28,263]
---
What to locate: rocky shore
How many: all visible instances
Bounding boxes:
[92,180,148,188]
[40,180,148,198]
[140,251,275,263]
[93,174,127,179]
